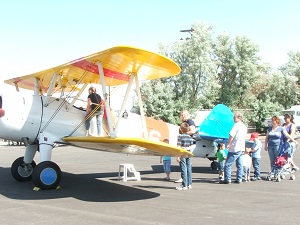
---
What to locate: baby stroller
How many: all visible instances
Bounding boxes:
[266,142,296,182]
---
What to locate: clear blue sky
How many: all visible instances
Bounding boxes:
[1,0,299,79]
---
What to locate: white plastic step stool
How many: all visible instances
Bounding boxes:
[118,164,141,182]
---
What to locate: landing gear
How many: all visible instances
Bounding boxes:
[11,157,36,181]
[210,161,218,170]
[32,161,62,190]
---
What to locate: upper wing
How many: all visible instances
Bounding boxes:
[62,136,193,157]
[4,46,181,93]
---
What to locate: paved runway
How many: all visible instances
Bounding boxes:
[0,139,299,225]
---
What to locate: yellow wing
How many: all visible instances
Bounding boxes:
[4,46,181,93]
[63,136,193,157]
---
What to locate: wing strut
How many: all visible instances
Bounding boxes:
[114,74,135,135]
[68,83,88,110]
[97,62,115,137]
[33,78,39,95]
[135,75,148,138]
[44,73,58,107]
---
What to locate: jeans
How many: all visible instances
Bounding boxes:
[218,160,225,172]
[180,157,192,187]
[163,160,171,174]
[224,151,243,182]
[267,145,280,172]
[85,112,103,136]
[252,157,261,178]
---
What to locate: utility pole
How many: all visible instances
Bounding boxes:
[180,28,194,40]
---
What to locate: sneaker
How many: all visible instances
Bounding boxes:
[174,178,183,183]
[252,176,262,181]
[176,185,188,190]
[187,185,192,189]
[164,177,170,181]
[292,166,299,172]
[234,180,242,184]
[220,180,231,184]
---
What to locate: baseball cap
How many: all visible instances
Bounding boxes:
[249,132,259,141]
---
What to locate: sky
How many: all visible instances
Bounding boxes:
[0,0,300,81]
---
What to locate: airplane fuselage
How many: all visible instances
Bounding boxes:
[0,90,86,144]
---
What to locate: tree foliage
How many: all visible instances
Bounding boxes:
[132,21,300,130]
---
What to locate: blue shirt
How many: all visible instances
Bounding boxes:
[162,155,171,161]
[251,140,262,158]
[267,126,285,146]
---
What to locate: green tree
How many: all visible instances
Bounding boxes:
[280,51,300,85]
[214,34,261,108]
[131,80,179,124]
[133,21,300,130]
[162,22,218,118]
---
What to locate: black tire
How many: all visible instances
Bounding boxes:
[211,161,218,170]
[11,157,36,181]
[32,161,61,190]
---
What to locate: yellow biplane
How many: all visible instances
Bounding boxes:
[0,46,193,190]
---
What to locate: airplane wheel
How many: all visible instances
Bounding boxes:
[32,161,61,190]
[11,157,36,181]
[211,161,218,170]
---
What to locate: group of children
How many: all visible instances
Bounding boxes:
[160,131,263,188]
[216,132,262,182]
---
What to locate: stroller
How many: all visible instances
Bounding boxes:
[266,142,296,182]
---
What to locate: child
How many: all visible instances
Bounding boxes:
[215,142,228,181]
[160,155,171,180]
[160,139,171,181]
[249,132,262,181]
[241,149,252,182]
[176,122,195,190]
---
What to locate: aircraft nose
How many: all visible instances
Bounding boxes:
[0,108,4,117]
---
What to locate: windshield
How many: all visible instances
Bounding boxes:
[282,110,296,116]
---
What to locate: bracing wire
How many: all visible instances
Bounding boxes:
[40,68,91,132]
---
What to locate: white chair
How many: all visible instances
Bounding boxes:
[118,164,141,182]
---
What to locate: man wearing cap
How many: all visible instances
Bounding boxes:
[249,132,262,181]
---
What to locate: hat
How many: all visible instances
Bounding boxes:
[249,132,259,141]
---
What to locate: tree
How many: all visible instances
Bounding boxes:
[214,34,261,108]
[280,51,300,85]
[131,80,179,124]
[162,22,218,116]
[133,21,300,130]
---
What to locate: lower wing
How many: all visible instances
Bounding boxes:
[62,136,193,157]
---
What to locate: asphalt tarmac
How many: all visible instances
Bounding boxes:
[0,138,299,225]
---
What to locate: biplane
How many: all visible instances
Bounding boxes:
[0,46,193,190]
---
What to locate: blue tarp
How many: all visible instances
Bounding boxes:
[199,104,234,139]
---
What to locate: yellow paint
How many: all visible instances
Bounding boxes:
[5,46,181,93]
[63,136,193,157]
